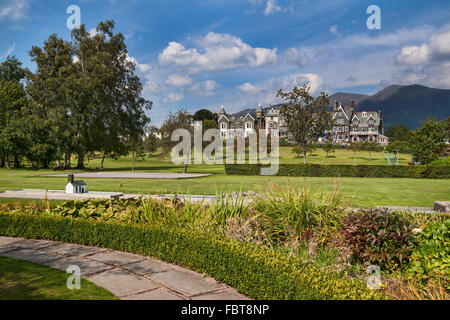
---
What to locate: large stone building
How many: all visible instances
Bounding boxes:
[217,100,388,145]
[331,100,389,145]
[218,104,287,139]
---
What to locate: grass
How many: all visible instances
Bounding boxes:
[0,256,117,300]
[0,148,448,208]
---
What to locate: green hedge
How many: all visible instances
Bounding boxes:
[225,164,450,179]
[0,212,384,300]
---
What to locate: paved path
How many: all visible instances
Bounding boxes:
[38,172,212,179]
[0,236,248,300]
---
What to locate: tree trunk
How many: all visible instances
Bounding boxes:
[132,151,135,173]
[64,152,72,169]
[13,156,20,168]
[4,155,9,169]
[101,152,106,170]
[303,151,307,165]
[76,152,85,169]
[0,157,4,168]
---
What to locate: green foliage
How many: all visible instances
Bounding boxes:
[0,212,384,300]
[322,141,336,157]
[277,85,332,164]
[407,219,449,290]
[385,125,412,142]
[385,140,411,154]
[341,210,417,270]
[429,157,450,166]
[410,118,447,165]
[193,109,217,122]
[225,164,450,179]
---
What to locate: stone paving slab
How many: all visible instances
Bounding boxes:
[44,256,114,276]
[86,268,160,298]
[122,258,174,275]
[2,249,66,264]
[88,251,147,266]
[39,243,109,257]
[147,269,227,297]
[122,287,184,300]
[0,236,249,300]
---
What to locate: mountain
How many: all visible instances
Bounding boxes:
[330,84,450,129]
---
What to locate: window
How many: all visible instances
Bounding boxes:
[369,119,375,125]
[221,123,227,130]
[345,126,349,132]
[362,112,367,117]
[246,122,252,129]
[353,120,359,125]
[338,134,343,140]
[337,119,344,124]
[338,112,342,117]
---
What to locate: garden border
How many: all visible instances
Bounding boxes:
[225,164,450,179]
[0,212,384,300]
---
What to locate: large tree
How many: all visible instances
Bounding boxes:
[277,85,332,164]
[410,118,447,165]
[27,20,152,169]
[0,56,29,168]
[385,124,412,142]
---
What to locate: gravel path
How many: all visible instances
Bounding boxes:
[0,236,248,300]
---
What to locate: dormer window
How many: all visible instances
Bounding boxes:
[246,122,252,129]
[362,112,367,117]
[353,120,359,125]
[221,123,227,130]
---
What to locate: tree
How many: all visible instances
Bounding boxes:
[0,81,28,168]
[410,118,447,165]
[159,110,193,173]
[193,109,217,122]
[0,56,29,168]
[385,124,412,142]
[347,142,362,163]
[27,20,152,169]
[0,56,27,83]
[361,141,381,161]
[277,85,332,164]
[322,141,336,157]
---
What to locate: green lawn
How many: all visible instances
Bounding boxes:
[0,256,117,300]
[0,148,448,208]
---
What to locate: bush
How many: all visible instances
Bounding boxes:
[429,157,450,166]
[341,210,417,271]
[407,219,449,290]
[225,164,450,179]
[0,212,384,300]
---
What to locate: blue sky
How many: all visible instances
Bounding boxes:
[1,0,450,125]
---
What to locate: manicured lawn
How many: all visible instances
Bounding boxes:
[0,149,448,208]
[0,256,117,300]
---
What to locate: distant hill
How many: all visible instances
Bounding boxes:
[330,84,450,129]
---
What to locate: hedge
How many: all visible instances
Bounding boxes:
[225,164,450,179]
[0,212,384,300]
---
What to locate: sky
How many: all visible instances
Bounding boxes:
[1,0,450,125]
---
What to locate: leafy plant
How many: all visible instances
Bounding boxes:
[406,219,449,290]
[341,210,416,270]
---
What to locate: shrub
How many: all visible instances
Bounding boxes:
[0,212,384,300]
[341,210,417,271]
[225,164,450,179]
[429,157,450,166]
[406,219,449,290]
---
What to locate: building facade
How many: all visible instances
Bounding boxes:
[332,100,389,145]
[218,104,287,139]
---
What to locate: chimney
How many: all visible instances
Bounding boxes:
[68,174,74,184]
[350,99,355,108]
[333,100,338,111]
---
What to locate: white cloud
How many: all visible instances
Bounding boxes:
[281,73,324,94]
[1,42,15,59]
[397,44,431,65]
[397,30,450,65]
[126,55,151,73]
[190,80,218,97]
[238,82,259,94]
[330,25,339,36]
[264,0,283,16]
[285,47,309,67]
[165,74,193,87]
[430,31,450,60]
[158,32,277,74]
[164,92,184,103]
[0,0,29,22]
